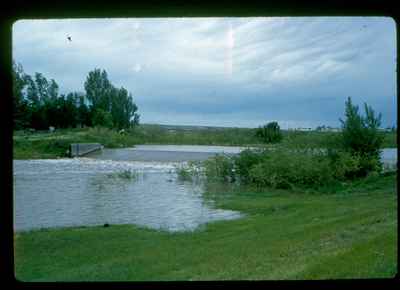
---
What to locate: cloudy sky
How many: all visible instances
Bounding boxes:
[13,17,396,128]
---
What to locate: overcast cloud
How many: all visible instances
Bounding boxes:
[12,17,396,128]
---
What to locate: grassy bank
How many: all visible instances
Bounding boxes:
[14,172,397,281]
[13,125,397,159]
[12,125,261,159]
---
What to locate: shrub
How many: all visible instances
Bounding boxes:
[201,148,337,189]
[203,154,235,183]
[329,150,361,180]
[43,138,71,157]
[176,166,193,181]
[233,148,266,184]
[255,121,283,143]
[339,97,384,177]
[92,109,114,129]
[175,161,202,182]
[107,169,138,180]
[248,149,333,189]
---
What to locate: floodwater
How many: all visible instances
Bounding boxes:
[85,145,251,162]
[13,145,397,232]
[13,145,247,233]
[380,148,397,164]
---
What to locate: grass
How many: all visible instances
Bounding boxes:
[14,172,397,281]
[13,127,141,159]
[13,125,397,159]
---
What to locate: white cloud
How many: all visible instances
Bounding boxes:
[132,64,142,73]
[12,17,396,128]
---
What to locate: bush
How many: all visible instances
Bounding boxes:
[201,148,335,189]
[329,149,382,180]
[339,97,384,177]
[255,121,283,143]
[329,150,361,180]
[233,148,266,184]
[107,169,138,180]
[92,109,114,129]
[203,154,235,183]
[175,161,202,182]
[248,149,333,189]
[43,139,71,157]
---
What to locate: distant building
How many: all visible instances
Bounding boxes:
[378,128,393,132]
[296,127,313,131]
[317,126,341,132]
[329,128,341,132]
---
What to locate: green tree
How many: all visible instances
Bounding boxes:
[255,121,283,143]
[132,112,140,126]
[110,86,124,129]
[48,79,59,101]
[14,66,139,130]
[30,105,48,129]
[84,68,112,112]
[339,97,384,176]
[85,68,139,129]
[63,93,79,128]
[12,62,30,129]
[77,94,91,127]
[92,109,113,128]
[34,72,50,104]
[110,86,139,129]
[25,74,39,107]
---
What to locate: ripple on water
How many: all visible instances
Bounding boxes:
[13,157,243,232]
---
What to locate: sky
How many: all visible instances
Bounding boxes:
[12,17,397,129]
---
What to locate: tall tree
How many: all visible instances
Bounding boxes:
[12,62,30,129]
[127,92,139,127]
[25,74,39,107]
[48,79,59,101]
[92,109,113,128]
[63,93,79,128]
[76,94,91,127]
[110,86,139,129]
[339,96,384,175]
[34,72,50,104]
[84,68,112,112]
[85,69,139,129]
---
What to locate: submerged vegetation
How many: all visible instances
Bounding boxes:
[175,161,202,182]
[107,169,139,180]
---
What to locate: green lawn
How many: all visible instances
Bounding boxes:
[14,173,397,281]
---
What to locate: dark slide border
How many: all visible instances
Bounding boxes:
[1,0,399,289]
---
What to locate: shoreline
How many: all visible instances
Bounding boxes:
[14,173,397,281]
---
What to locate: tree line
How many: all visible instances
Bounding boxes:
[12,62,140,131]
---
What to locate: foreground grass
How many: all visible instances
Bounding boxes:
[13,125,397,159]
[14,173,397,281]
